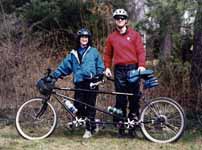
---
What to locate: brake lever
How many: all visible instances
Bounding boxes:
[90,80,104,89]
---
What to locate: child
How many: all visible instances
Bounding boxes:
[52,28,104,138]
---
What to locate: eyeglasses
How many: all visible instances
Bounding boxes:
[114,16,127,20]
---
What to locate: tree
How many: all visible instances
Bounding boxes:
[127,0,146,46]
[145,0,189,61]
[191,1,202,91]
[127,0,145,22]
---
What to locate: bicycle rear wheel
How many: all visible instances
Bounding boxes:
[140,97,185,143]
[16,97,57,140]
[196,101,202,126]
[197,111,202,126]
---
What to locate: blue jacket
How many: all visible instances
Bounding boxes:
[52,46,105,83]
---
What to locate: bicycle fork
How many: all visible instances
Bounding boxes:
[36,98,49,118]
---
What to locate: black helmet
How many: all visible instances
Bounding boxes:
[76,28,92,48]
[77,28,92,38]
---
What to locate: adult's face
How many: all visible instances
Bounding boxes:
[114,15,127,28]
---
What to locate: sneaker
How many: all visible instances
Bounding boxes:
[83,130,92,139]
[94,119,100,134]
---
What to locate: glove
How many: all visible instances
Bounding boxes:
[104,68,112,77]
[45,75,57,83]
[36,76,56,95]
[137,66,146,72]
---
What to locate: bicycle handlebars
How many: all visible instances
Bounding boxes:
[89,69,155,89]
[42,68,156,91]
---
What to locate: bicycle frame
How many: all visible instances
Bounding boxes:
[36,69,159,129]
[45,86,144,128]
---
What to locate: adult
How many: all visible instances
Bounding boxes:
[103,8,146,137]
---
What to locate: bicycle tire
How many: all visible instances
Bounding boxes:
[140,97,185,143]
[16,97,57,140]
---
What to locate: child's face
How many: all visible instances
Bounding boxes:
[80,36,89,46]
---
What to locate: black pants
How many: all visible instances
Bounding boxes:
[114,64,140,122]
[74,80,97,132]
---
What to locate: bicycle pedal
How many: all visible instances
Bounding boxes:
[67,122,74,129]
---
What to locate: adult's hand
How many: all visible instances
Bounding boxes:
[137,66,146,72]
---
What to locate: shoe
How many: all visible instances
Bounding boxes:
[83,130,92,139]
[94,125,99,134]
[94,119,100,134]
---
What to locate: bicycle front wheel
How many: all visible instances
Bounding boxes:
[140,97,185,143]
[16,97,57,140]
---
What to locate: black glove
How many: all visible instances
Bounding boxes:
[36,75,56,95]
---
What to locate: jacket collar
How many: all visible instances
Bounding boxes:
[71,46,91,64]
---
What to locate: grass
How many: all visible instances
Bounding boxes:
[0,124,202,150]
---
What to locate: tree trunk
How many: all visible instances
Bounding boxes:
[127,0,145,22]
[190,1,202,111]
[160,30,172,60]
[191,1,202,89]
[127,0,146,46]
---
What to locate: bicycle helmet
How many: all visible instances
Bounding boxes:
[113,9,128,19]
[77,28,92,38]
[76,28,92,48]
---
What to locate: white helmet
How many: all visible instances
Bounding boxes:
[113,9,128,19]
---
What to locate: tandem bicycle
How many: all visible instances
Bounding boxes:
[15,69,186,143]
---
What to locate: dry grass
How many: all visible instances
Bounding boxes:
[0,125,202,150]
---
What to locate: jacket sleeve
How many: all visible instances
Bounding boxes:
[52,55,73,79]
[103,36,113,68]
[135,32,146,67]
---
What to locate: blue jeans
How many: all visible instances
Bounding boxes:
[114,64,140,122]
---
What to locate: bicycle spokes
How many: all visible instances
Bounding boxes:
[140,98,185,143]
[16,98,57,140]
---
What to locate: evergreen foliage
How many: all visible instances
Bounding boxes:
[144,0,195,61]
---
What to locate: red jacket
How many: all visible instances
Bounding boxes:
[104,27,146,68]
